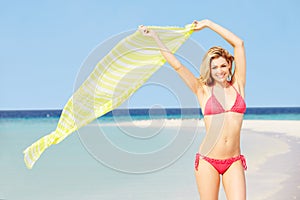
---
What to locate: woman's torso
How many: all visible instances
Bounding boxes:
[196,82,246,158]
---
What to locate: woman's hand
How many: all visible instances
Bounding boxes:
[192,19,211,31]
[138,25,158,38]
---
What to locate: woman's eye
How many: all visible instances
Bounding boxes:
[221,65,227,68]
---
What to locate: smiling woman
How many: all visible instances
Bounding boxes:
[199,46,234,86]
[140,19,247,200]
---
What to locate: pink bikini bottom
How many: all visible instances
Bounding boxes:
[195,153,247,175]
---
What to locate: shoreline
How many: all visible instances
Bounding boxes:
[242,120,300,139]
[1,118,299,199]
[259,134,300,200]
[96,119,300,199]
[96,119,300,135]
[241,120,300,199]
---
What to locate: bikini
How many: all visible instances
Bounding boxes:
[195,83,247,175]
[203,83,246,115]
[195,153,247,175]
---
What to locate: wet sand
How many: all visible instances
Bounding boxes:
[242,120,300,200]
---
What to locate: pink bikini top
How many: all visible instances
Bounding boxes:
[204,84,246,116]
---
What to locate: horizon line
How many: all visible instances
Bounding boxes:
[1,106,300,112]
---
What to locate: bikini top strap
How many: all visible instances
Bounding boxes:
[230,83,238,93]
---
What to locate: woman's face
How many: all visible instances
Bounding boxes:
[210,56,231,83]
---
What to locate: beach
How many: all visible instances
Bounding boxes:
[109,119,300,199]
[241,120,300,200]
[0,118,299,199]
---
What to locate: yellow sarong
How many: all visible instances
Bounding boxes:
[23,24,194,169]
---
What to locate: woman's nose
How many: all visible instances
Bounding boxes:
[217,67,223,73]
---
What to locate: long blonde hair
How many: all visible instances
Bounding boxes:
[199,46,234,86]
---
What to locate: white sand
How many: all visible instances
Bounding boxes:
[95,119,300,199]
[99,119,300,138]
[97,118,203,128]
[239,120,299,200]
[242,120,300,139]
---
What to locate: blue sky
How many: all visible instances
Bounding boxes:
[1,0,299,110]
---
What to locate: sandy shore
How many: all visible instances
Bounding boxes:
[242,120,300,139]
[242,120,300,200]
[101,119,300,199]
[2,118,299,200]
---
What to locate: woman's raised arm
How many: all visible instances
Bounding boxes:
[194,20,246,88]
[139,25,201,94]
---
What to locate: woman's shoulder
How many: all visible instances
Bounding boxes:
[231,80,245,97]
[196,81,212,96]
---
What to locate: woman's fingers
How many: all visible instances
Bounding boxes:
[138,25,146,34]
[138,25,150,35]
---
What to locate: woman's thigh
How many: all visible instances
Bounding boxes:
[222,160,246,200]
[195,160,220,200]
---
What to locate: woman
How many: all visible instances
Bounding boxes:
[140,19,247,200]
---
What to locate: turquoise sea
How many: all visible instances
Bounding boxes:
[0,107,299,200]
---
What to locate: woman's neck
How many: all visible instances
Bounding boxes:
[214,80,230,88]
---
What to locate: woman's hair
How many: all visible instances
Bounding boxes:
[199,46,234,86]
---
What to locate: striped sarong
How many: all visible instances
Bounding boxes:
[23,24,194,169]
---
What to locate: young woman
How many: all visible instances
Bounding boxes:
[139,19,247,200]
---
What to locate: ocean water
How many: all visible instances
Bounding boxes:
[0,107,299,200]
[1,107,300,120]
